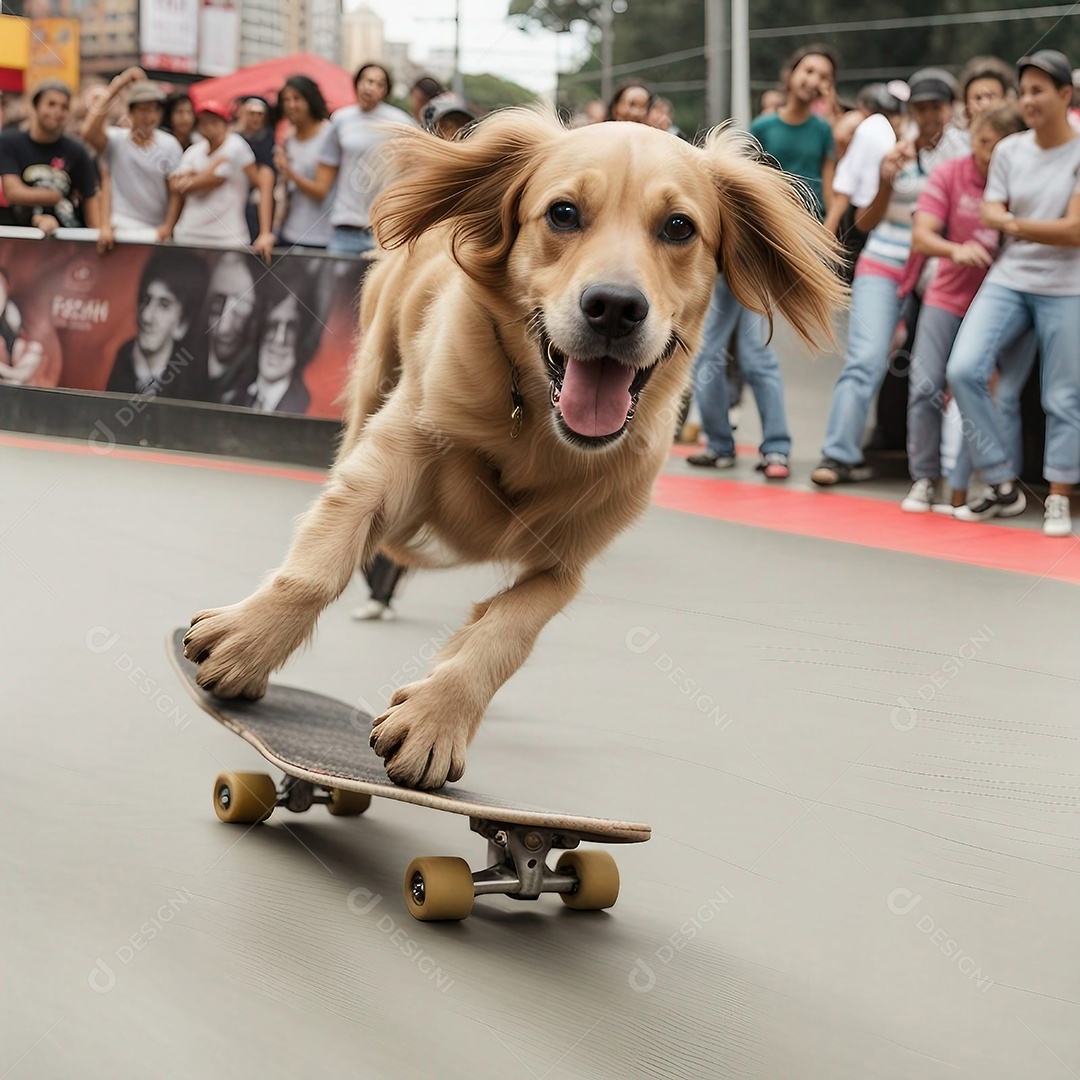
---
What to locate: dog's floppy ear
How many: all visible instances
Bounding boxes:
[372,107,562,288]
[703,129,847,346]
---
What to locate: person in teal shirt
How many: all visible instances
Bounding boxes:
[750,44,838,219]
[687,45,840,477]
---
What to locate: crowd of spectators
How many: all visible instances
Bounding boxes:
[593,48,1079,539]
[1,49,1078,538]
[0,63,476,260]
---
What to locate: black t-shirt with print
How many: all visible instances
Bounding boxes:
[0,129,100,228]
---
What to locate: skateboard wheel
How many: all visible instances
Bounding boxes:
[213,771,277,824]
[556,850,620,910]
[326,789,372,817]
[403,857,474,922]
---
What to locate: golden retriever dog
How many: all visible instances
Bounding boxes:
[184,109,846,789]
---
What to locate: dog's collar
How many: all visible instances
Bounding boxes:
[492,324,525,439]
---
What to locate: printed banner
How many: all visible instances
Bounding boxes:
[27,18,80,97]
[0,236,368,419]
[139,0,199,73]
[197,0,239,78]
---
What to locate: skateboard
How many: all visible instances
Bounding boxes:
[167,629,651,921]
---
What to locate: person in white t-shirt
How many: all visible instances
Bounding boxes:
[81,67,182,245]
[823,84,908,278]
[303,63,416,256]
[168,100,275,263]
[947,50,1080,536]
[814,70,966,486]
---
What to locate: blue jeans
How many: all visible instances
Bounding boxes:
[821,272,904,465]
[907,304,1036,489]
[948,283,1080,486]
[691,275,791,457]
[328,226,376,256]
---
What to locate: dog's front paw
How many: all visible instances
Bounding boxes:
[369,677,478,789]
[183,603,276,700]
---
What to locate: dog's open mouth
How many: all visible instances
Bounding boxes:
[543,335,673,446]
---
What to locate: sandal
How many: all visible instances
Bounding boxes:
[810,458,873,486]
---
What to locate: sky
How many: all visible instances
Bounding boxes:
[346,0,593,96]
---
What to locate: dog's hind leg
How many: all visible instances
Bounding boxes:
[184,420,426,700]
[370,564,584,788]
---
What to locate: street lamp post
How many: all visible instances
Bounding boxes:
[705,0,729,125]
[730,0,751,128]
[598,0,614,105]
[453,0,464,94]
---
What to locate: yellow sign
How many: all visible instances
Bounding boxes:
[0,16,32,72]
[27,17,80,94]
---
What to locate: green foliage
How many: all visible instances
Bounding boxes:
[508,0,606,34]
[512,0,1080,133]
[463,73,539,112]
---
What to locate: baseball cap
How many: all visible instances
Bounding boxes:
[860,82,907,115]
[907,68,958,103]
[127,81,165,106]
[196,99,232,121]
[1017,49,1073,87]
[422,92,476,130]
[30,79,72,106]
[241,97,268,112]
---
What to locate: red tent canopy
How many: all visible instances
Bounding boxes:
[188,53,358,115]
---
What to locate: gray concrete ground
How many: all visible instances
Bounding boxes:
[2,343,1078,1078]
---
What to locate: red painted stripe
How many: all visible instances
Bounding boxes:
[670,443,758,458]
[0,433,326,483]
[5,431,1075,583]
[653,474,1080,585]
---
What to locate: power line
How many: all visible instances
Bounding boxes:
[750,2,1080,39]
[650,79,708,92]
[559,44,712,84]
[557,2,1079,84]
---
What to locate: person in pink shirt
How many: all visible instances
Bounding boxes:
[900,103,1028,513]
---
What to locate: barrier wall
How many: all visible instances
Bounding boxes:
[0,233,367,419]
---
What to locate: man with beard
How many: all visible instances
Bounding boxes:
[0,82,101,232]
[203,252,259,402]
[106,248,208,399]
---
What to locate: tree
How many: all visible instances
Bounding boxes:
[510,0,1080,133]
[508,0,607,34]
[463,73,538,113]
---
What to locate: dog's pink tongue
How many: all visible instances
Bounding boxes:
[558,357,635,438]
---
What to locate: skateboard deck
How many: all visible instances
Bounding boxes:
[168,629,650,920]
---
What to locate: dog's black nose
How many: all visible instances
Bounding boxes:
[580,284,649,338]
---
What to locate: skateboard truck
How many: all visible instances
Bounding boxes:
[467,818,580,901]
[402,817,620,921]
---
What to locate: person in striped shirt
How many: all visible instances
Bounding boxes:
[813,69,966,485]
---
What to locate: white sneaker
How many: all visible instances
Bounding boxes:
[351,599,395,621]
[931,503,957,517]
[954,483,1026,522]
[1043,494,1074,538]
[901,478,937,513]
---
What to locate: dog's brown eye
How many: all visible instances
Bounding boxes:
[662,214,696,242]
[547,202,580,230]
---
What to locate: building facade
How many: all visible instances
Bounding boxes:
[340,4,382,75]
[307,0,341,64]
[66,0,138,78]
